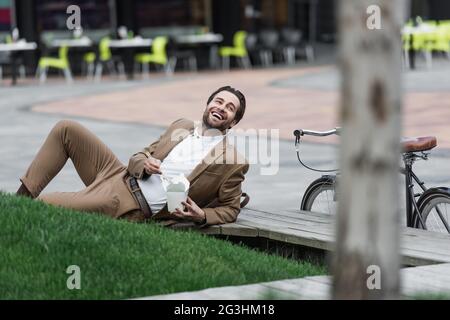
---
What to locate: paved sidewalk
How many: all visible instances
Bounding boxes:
[138,263,450,300]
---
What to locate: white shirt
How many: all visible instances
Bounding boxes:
[138,127,225,213]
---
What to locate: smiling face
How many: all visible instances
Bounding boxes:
[202,90,241,131]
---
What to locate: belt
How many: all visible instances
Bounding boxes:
[128,176,153,220]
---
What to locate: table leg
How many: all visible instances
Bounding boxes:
[408,33,415,70]
[11,52,18,85]
[123,48,135,80]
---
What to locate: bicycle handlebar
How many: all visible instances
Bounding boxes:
[293,127,340,172]
[293,127,341,138]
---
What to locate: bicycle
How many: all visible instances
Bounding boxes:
[293,128,450,234]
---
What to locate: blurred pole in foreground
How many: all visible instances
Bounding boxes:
[333,0,406,299]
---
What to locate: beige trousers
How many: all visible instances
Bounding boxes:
[21,120,144,221]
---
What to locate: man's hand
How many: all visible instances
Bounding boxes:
[143,157,162,175]
[173,197,206,224]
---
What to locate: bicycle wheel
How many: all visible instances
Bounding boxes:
[414,188,450,234]
[301,175,337,215]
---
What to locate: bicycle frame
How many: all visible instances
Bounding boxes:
[402,152,450,232]
[401,152,428,229]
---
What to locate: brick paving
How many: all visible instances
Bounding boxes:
[32,65,450,148]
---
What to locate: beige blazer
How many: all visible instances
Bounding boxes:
[127,118,249,226]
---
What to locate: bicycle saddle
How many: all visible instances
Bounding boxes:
[401,136,437,153]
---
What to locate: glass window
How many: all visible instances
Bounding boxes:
[240,0,289,31]
[136,0,206,28]
[0,0,12,32]
[36,0,111,30]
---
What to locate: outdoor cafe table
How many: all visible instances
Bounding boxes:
[0,41,37,85]
[108,37,153,49]
[174,33,223,69]
[108,37,153,79]
[50,37,93,48]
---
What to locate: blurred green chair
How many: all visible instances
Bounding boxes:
[427,24,450,59]
[95,37,125,82]
[36,45,72,83]
[410,22,450,68]
[422,20,437,27]
[134,36,173,78]
[402,32,412,68]
[82,37,125,82]
[219,31,251,70]
[82,51,96,80]
[414,31,433,68]
[410,20,450,68]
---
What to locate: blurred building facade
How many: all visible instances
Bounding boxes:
[0,0,449,71]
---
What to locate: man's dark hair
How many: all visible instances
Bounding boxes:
[207,86,246,124]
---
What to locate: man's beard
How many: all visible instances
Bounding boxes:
[202,110,230,132]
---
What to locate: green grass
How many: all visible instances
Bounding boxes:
[0,193,326,299]
[410,293,450,300]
